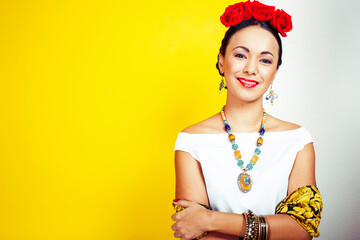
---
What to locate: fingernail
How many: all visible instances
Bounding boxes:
[173,199,179,202]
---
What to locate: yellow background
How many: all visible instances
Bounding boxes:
[0,0,239,239]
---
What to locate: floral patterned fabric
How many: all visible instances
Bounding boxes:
[275,185,323,237]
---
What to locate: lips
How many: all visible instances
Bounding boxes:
[237,78,259,88]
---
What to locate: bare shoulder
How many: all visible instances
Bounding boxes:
[182,112,224,134]
[265,114,301,132]
[267,115,316,192]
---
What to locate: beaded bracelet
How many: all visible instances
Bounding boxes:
[240,210,269,240]
[242,211,249,240]
[242,209,259,240]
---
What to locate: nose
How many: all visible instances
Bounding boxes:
[243,59,258,75]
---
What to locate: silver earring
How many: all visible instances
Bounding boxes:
[265,84,278,106]
[218,76,227,93]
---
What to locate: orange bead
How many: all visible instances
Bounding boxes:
[234,150,242,159]
[229,134,235,141]
[257,137,263,145]
[221,112,226,120]
[250,155,259,164]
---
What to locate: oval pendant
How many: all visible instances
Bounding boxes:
[237,172,252,193]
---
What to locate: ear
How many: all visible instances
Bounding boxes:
[218,53,225,75]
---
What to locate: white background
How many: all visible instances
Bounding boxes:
[262,0,360,239]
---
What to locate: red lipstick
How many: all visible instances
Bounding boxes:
[237,78,258,88]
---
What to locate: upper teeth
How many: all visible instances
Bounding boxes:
[241,79,256,84]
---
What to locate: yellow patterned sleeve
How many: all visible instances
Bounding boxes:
[275,185,323,238]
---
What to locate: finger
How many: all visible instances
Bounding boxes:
[182,236,192,240]
[171,212,179,221]
[174,199,193,208]
[174,230,182,238]
[171,222,178,231]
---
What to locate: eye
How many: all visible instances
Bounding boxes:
[260,59,272,64]
[235,53,246,59]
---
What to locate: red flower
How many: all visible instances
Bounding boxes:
[270,9,293,37]
[249,0,275,21]
[220,2,252,27]
[219,1,293,37]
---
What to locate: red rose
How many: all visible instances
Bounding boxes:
[270,9,293,37]
[220,2,252,27]
[249,0,275,21]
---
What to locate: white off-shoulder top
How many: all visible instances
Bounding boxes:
[174,127,313,215]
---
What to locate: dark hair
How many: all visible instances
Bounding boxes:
[216,18,283,76]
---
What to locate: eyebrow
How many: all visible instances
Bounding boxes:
[232,46,274,57]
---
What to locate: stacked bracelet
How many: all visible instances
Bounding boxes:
[258,215,268,240]
[241,210,268,240]
[243,210,258,240]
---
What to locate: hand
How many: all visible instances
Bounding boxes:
[171,200,211,240]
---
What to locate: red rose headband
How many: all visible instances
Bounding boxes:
[220,0,293,37]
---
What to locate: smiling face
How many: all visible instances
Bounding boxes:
[218,25,279,104]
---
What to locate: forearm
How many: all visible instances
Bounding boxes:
[207,211,245,237]
[202,232,238,240]
[207,211,311,240]
[265,214,311,240]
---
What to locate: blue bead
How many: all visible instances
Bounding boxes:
[255,148,261,155]
[224,120,227,124]
[225,124,231,131]
[232,143,238,150]
[260,128,265,135]
[245,177,249,181]
[238,160,244,166]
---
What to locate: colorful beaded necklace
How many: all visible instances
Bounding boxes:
[220,106,266,193]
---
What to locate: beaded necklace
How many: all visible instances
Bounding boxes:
[220,106,266,193]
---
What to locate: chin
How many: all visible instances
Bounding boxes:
[233,95,262,104]
[228,89,263,103]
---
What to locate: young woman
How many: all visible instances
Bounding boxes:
[171,1,323,240]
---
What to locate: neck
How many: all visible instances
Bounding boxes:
[223,99,264,133]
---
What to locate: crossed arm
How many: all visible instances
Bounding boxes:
[171,143,316,240]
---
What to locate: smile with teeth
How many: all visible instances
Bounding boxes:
[237,78,259,88]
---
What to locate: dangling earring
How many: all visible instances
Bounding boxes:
[265,84,278,106]
[219,75,227,93]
